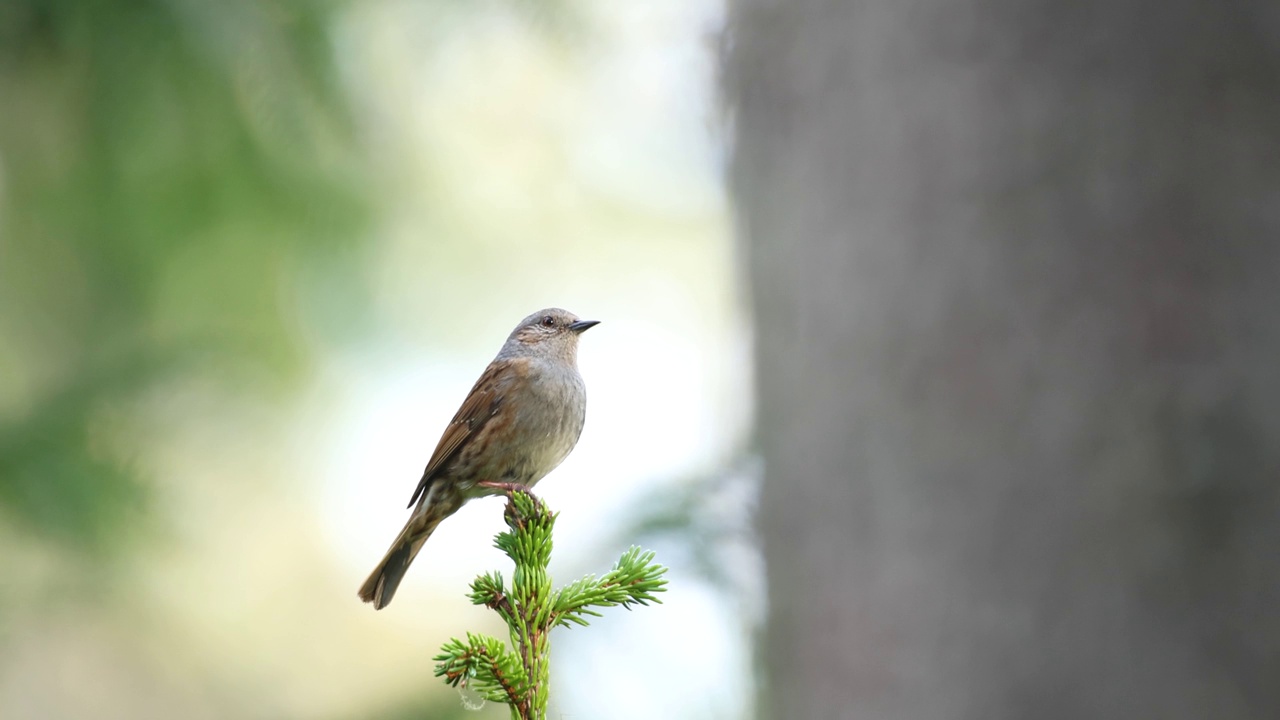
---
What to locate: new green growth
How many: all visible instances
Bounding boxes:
[434,489,669,720]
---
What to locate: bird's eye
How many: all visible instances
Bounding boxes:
[541,315,555,328]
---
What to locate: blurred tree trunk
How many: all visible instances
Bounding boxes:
[727,1,1280,718]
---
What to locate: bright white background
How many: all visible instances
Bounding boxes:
[317,1,755,717]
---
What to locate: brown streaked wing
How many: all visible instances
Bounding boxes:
[405,359,513,508]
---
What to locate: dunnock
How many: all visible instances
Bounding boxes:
[358,308,599,609]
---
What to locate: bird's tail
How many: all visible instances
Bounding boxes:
[358,515,443,610]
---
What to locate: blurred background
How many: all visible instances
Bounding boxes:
[7,1,1280,719]
[0,1,751,719]
[728,1,1280,719]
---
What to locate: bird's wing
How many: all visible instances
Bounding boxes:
[405,358,514,508]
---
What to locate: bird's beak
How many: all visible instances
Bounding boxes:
[568,319,600,334]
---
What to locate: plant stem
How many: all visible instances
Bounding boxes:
[433,487,667,717]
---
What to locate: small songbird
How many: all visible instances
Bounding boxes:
[358,308,599,609]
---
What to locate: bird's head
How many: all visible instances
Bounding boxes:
[503,307,599,362]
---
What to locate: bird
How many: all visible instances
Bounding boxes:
[358,307,599,610]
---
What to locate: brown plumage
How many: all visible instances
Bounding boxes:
[358,308,598,609]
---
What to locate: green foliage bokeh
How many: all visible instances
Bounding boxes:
[0,0,369,553]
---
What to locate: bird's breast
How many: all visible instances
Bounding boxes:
[470,360,586,491]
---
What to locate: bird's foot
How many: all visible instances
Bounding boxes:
[477,481,543,524]
[476,481,534,495]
